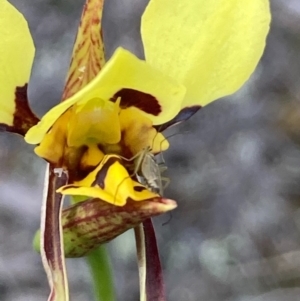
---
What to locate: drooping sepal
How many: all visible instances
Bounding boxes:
[144,219,166,301]
[135,224,147,301]
[41,165,69,301]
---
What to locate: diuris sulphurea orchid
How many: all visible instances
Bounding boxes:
[26,0,270,197]
[0,0,271,300]
[0,0,270,201]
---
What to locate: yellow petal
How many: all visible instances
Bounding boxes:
[0,0,36,131]
[141,0,270,107]
[35,111,107,168]
[25,47,186,144]
[58,155,159,206]
[34,110,69,164]
[62,0,106,100]
[98,48,185,125]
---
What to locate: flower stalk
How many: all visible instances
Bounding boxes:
[86,246,115,301]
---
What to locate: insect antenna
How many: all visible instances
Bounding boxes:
[162,212,173,226]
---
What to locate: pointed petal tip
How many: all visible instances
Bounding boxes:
[160,198,177,210]
[137,197,177,214]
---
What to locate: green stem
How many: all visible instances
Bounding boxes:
[86,246,116,301]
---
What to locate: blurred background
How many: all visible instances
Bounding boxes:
[1,0,300,300]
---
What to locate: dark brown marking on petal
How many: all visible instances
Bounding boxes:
[13,85,40,134]
[92,157,120,189]
[134,186,147,192]
[64,145,103,183]
[111,88,162,116]
[0,84,39,136]
[155,105,201,132]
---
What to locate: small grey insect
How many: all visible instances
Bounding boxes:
[113,146,169,202]
[133,147,169,195]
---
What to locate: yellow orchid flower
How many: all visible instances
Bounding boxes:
[0,0,272,242]
[0,0,271,300]
[20,0,270,177]
[0,1,176,300]
[0,0,271,277]
[0,0,271,203]
[0,0,271,172]
[24,48,175,170]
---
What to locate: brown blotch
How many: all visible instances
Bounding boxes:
[111,88,161,116]
[63,145,92,183]
[13,85,40,135]
[0,84,39,136]
[92,157,120,189]
[134,186,147,192]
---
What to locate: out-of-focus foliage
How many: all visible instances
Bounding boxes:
[1,0,300,300]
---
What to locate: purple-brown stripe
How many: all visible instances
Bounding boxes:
[92,157,120,188]
[0,84,39,136]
